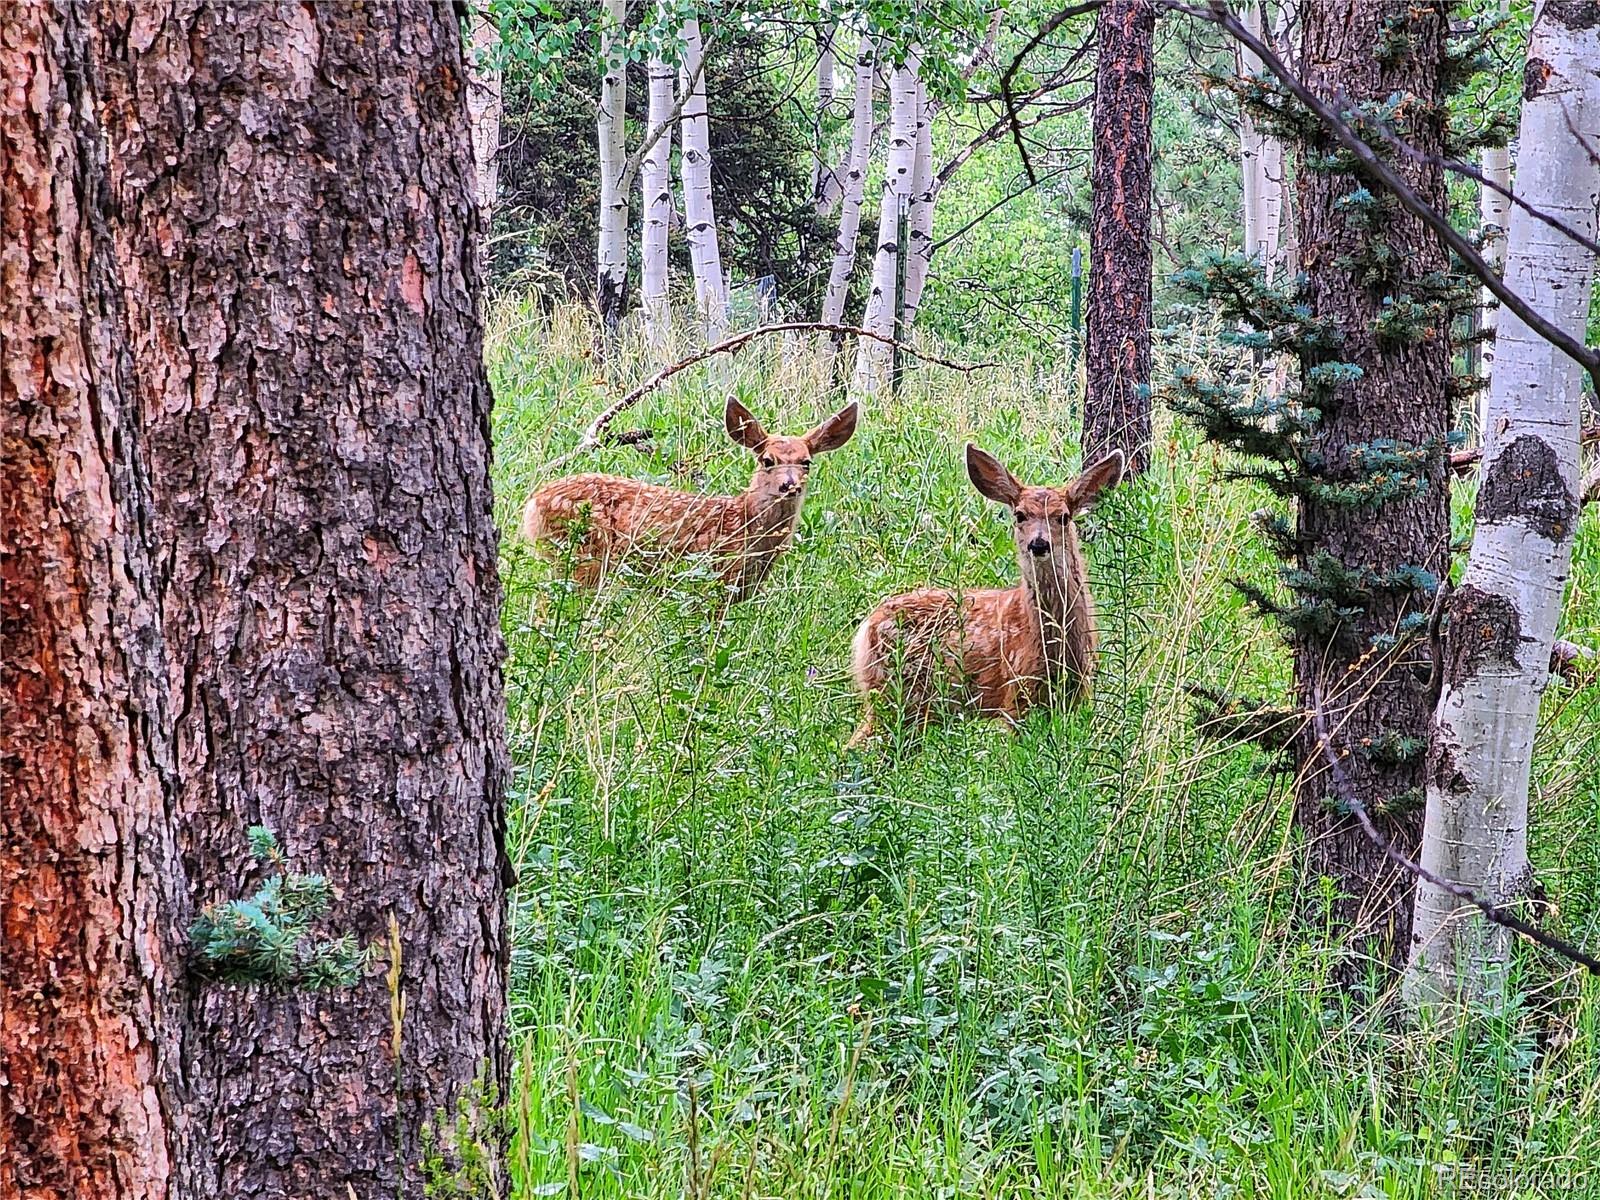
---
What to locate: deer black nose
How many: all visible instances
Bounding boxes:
[1028,536,1050,556]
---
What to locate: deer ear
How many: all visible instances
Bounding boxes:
[804,401,859,455]
[965,443,1022,507]
[724,394,768,450]
[1066,449,1126,509]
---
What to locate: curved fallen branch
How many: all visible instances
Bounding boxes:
[1449,423,1600,478]
[541,323,999,474]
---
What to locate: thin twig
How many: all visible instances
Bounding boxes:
[542,323,999,473]
[1000,0,1106,184]
[1309,684,1600,976]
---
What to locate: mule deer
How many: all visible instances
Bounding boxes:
[522,395,859,599]
[848,444,1126,744]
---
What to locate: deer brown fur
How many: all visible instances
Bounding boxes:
[848,444,1126,743]
[523,395,858,599]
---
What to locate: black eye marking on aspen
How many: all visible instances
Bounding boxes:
[1478,435,1578,542]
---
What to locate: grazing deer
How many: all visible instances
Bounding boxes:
[522,395,859,599]
[848,444,1126,744]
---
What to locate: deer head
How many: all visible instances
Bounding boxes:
[965,443,1126,595]
[725,395,859,512]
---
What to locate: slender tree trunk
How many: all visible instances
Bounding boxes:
[1408,1,1600,1007]
[1084,0,1155,474]
[681,14,729,343]
[468,6,503,228]
[642,21,676,353]
[853,51,921,395]
[1238,1,1266,260]
[902,74,937,325]
[811,22,838,207]
[4,6,510,1196]
[1477,141,1511,384]
[1290,0,1452,974]
[820,38,878,329]
[1268,1,1299,280]
[2,8,187,1194]
[596,0,629,338]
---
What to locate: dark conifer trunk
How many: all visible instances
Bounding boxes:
[3,4,509,1196]
[1291,0,1452,970]
[1085,0,1155,474]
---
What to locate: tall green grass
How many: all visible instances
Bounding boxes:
[479,299,1600,1199]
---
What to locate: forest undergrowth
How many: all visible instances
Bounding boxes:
[481,298,1600,1199]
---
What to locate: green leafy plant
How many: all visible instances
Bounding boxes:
[189,825,370,990]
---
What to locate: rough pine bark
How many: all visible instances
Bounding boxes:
[5,4,511,1197]
[2,7,187,1194]
[1291,0,1453,972]
[1408,0,1600,1006]
[1084,0,1155,474]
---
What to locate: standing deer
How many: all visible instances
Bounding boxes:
[848,444,1126,744]
[522,395,859,599]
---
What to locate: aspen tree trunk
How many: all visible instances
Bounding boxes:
[902,74,937,325]
[468,5,503,227]
[1268,0,1298,279]
[853,51,921,394]
[1477,141,1511,386]
[1476,0,1513,407]
[4,6,509,1196]
[819,37,878,328]
[596,0,629,337]
[2,8,188,1194]
[681,14,729,343]
[812,22,838,207]
[1290,0,1452,973]
[1238,1,1267,261]
[642,22,676,352]
[1084,0,1156,473]
[1408,1,1600,1007]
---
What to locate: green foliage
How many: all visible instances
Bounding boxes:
[189,826,370,990]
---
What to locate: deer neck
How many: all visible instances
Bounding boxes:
[1019,539,1091,681]
[738,487,806,544]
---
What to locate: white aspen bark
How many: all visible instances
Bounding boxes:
[819,38,877,329]
[1268,0,1297,279]
[902,72,936,324]
[1406,2,1600,1008]
[680,14,729,343]
[1237,1,1266,262]
[1478,141,1512,373]
[595,0,629,333]
[467,7,502,226]
[811,22,838,206]
[641,30,676,352]
[852,51,920,395]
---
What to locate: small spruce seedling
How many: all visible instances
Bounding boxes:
[189,825,370,990]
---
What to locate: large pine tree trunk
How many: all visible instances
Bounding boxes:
[1408,2,1600,1006]
[4,6,510,1196]
[2,8,187,1193]
[681,15,729,343]
[1290,0,1452,973]
[1084,0,1155,474]
[596,0,630,338]
[641,14,677,354]
[819,38,878,329]
[852,51,921,395]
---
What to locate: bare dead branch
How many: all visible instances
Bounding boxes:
[541,323,1000,473]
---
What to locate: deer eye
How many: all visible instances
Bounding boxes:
[759,456,776,468]
[1014,510,1025,523]
[799,459,812,468]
